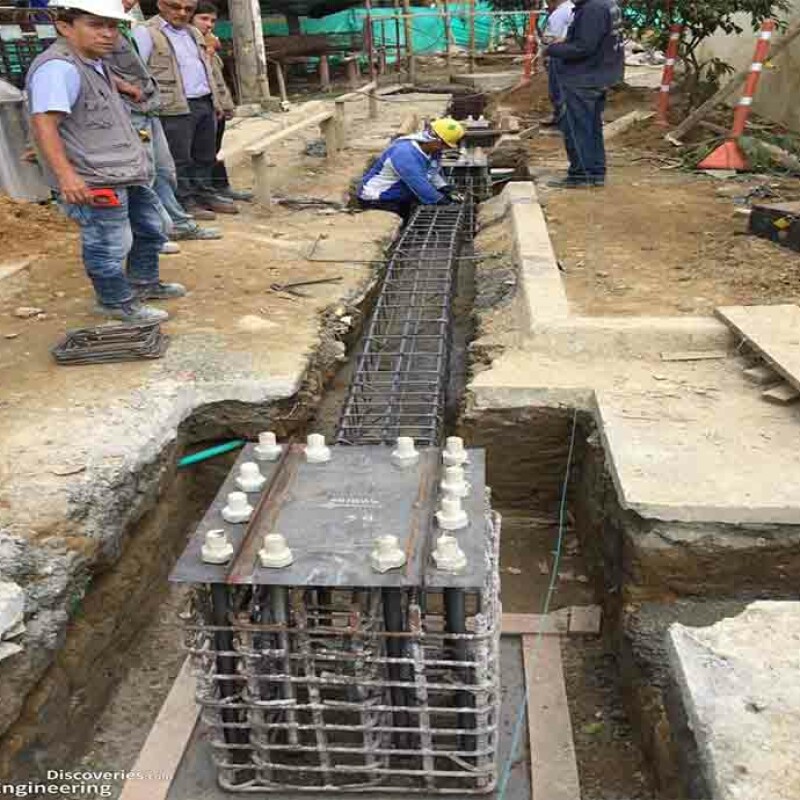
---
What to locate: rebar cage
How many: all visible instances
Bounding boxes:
[336,203,469,446]
[183,511,501,794]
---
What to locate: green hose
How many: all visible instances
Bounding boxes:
[178,439,246,468]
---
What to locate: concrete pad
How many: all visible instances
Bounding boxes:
[596,387,800,524]
[716,304,800,393]
[453,72,520,92]
[667,601,800,800]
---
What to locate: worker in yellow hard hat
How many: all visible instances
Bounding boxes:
[356,117,466,223]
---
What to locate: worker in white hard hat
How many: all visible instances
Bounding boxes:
[26,0,186,323]
[356,117,466,223]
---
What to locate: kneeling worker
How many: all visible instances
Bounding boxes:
[356,118,466,222]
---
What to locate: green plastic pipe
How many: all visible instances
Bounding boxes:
[178,439,246,468]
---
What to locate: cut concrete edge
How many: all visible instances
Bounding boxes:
[118,657,198,800]
[503,181,571,326]
[499,182,733,354]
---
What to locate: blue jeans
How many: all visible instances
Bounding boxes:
[558,85,607,181]
[61,184,167,307]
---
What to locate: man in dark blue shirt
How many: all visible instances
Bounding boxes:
[546,0,624,187]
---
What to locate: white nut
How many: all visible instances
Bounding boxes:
[391,436,419,467]
[221,491,253,524]
[253,431,282,462]
[235,461,266,493]
[201,529,234,564]
[259,533,294,568]
[440,465,469,498]
[305,433,331,463]
[370,534,407,573]
[442,436,468,467]
[432,534,467,573]
[436,496,468,531]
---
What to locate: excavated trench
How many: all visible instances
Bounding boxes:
[3,146,675,800]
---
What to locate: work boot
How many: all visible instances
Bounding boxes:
[199,195,240,215]
[93,300,169,323]
[172,222,223,241]
[545,175,605,189]
[183,201,217,221]
[217,185,254,202]
[160,240,181,255]
[133,281,187,300]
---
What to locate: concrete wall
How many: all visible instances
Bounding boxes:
[698,4,800,133]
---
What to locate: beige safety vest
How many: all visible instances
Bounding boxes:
[143,16,221,116]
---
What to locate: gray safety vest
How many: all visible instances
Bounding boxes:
[105,31,161,116]
[26,38,152,189]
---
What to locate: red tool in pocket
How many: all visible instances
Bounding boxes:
[89,188,121,207]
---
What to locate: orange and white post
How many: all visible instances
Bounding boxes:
[698,19,776,170]
[656,24,683,126]
[521,10,539,82]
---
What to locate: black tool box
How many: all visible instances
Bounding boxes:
[749,200,800,252]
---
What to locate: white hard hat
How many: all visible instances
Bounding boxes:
[49,0,133,22]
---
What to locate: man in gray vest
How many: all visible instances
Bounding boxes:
[133,0,237,216]
[106,0,223,242]
[27,0,186,322]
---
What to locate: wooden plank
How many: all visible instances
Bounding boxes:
[502,609,569,636]
[743,364,779,385]
[716,305,800,395]
[660,350,729,362]
[245,109,334,155]
[522,635,581,800]
[762,382,800,404]
[568,605,602,635]
[119,658,198,800]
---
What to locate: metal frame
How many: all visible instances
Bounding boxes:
[336,204,468,446]
[182,512,502,794]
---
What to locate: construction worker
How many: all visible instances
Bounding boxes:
[133,0,237,216]
[356,118,466,223]
[545,0,624,187]
[107,0,222,244]
[191,1,253,201]
[541,0,574,127]
[26,0,185,323]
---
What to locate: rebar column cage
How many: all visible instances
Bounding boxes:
[182,510,501,794]
[336,203,469,446]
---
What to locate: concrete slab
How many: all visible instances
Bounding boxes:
[716,304,800,393]
[596,387,800,524]
[453,72,520,92]
[162,637,532,800]
[667,601,800,800]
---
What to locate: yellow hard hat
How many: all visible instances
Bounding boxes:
[430,117,465,148]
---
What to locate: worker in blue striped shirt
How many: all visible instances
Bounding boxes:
[356,118,466,223]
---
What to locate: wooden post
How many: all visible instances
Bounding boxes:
[368,85,378,119]
[441,0,453,80]
[319,54,331,92]
[365,0,377,82]
[321,117,338,159]
[393,0,402,73]
[252,152,272,207]
[229,0,271,104]
[334,100,347,150]
[402,0,416,84]
[345,56,359,90]
[274,61,288,104]
[468,0,476,73]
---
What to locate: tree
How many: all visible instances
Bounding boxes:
[623,0,790,103]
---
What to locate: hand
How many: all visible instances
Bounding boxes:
[116,79,143,103]
[224,110,234,121]
[449,191,465,203]
[59,172,93,205]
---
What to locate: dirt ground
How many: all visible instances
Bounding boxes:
[495,75,800,316]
